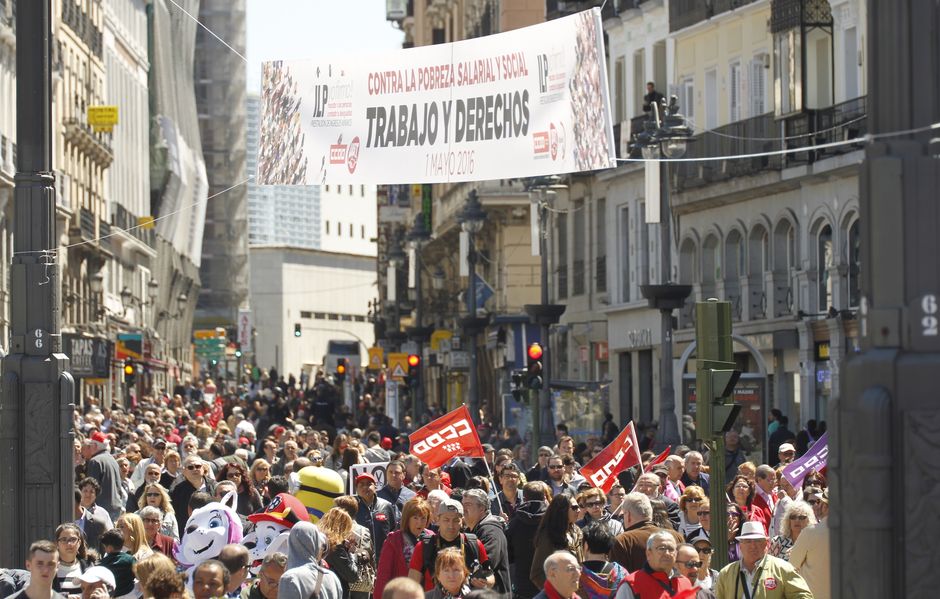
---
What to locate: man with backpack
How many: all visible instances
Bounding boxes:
[407,499,494,590]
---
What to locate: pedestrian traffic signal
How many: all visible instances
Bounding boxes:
[526,343,543,390]
[294,323,302,337]
[406,354,421,389]
[335,359,348,383]
[234,348,243,358]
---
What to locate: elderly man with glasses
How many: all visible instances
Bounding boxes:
[674,542,716,598]
[526,446,554,482]
[715,521,813,599]
[169,456,217,534]
[612,531,694,599]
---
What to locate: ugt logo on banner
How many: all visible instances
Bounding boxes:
[409,405,484,470]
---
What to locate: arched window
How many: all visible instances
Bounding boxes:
[724,230,745,281]
[817,224,834,311]
[773,219,797,273]
[702,235,720,284]
[748,225,770,276]
[847,219,861,307]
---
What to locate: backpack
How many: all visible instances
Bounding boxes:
[420,532,481,576]
[580,562,627,599]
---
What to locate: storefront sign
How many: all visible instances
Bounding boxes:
[62,335,111,379]
[623,328,653,349]
[257,9,614,185]
[595,341,609,361]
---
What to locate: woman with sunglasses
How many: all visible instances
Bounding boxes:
[677,485,707,538]
[685,529,720,591]
[250,458,272,497]
[53,523,91,594]
[137,482,179,540]
[529,494,584,589]
[575,488,623,536]
[770,501,816,561]
[217,461,263,516]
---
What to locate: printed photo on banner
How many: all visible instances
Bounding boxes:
[257,8,615,185]
[348,462,388,494]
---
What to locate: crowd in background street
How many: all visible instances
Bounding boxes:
[0,369,830,599]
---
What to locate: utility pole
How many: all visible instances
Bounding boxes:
[832,2,940,597]
[694,299,741,572]
[0,0,76,567]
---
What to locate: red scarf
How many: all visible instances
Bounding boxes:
[543,581,578,599]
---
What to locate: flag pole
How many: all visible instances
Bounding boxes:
[483,459,506,516]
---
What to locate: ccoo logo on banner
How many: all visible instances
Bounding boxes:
[409,405,485,470]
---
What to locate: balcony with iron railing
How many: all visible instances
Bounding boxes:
[62,118,113,168]
[547,0,625,21]
[670,0,762,32]
[61,0,103,58]
[112,203,156,247]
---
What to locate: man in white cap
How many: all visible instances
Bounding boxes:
[777,444,796,466]
[714,521,813,599]
[81,432,123,521]
[73,566,116,599]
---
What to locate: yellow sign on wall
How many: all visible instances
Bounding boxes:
[137,215,155,230]
[87,105,119,132]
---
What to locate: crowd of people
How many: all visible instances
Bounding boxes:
[0,371,830,599]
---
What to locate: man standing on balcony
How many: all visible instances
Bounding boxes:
[643,82,665,117]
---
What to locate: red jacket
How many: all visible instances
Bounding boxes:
[751,492,775,535]
[621,564,694,599]
[374,529,426,599]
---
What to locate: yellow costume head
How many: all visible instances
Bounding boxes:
[295,466,345,522]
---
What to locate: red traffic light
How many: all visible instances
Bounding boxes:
[407,354,421,368]
[527,343,543,361]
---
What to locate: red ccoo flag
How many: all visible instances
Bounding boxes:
[580,421,643,493]
[408,405,485,470]
[644,446,672,472]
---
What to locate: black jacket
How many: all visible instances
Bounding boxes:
[472,515,511,595]
[169,476,217,534]
[355,495,396,563]
[506,500,547,599]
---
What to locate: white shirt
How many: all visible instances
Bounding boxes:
[740,555,768,598]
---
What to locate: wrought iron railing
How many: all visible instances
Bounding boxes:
[783,96,868,164]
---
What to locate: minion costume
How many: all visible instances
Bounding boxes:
[295,466,345,522]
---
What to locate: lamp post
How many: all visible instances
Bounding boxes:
[458,190,487,424]
[635,96,693,449]
[407,212,432,419]
[524,178,567,452]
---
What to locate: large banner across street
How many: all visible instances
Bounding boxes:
[258,9,615,185]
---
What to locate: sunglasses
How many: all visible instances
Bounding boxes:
[142,518,161,523]
[789,514,809,521]
[548,465,564,470]
[697,510,711,517]
[186,464,202,471]
[569,504,581,511]
[584,501,605,508]
[679,560,703,568]
[146,492,161,498]
[686,497,703,503]
[695,547,714,555]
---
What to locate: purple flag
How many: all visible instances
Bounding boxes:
[782,431,829,488]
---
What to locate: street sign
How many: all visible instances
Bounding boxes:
[367,347,384,370]
[238,309,253,353]
[87,105,119,132]
[194,328,226,340]
[388,352,408,378]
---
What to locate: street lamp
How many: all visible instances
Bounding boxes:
[635,95,694,449]
[407,212,433,419]
[458,189,487,424]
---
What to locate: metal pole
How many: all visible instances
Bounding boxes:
[0,0,75,567]
[537,201,553,447]
[656,160,681,447]
[414,246,425,419]
[467,237,479,423]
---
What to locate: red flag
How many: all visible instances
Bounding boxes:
[408,406,484,470]
[644,446,672,472]
[580,422,642,493]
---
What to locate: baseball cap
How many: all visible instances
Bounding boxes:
[482,443,495,453]
[152,439,167,450]
[381,437,393,450]
[686,528,711,546]
[438,498,464,516]
[779,443,796,453]
[355,473,377,485]
[88,431,109,449]
[73,566,116,591]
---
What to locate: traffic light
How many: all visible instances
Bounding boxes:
[526,342,543,390]
[335,359,348,383]
[234,348,243,358]
[694,300,742,437]
[294,323,302,337]
[406,354,421,389]
[511,369,528,402]
[123,363,136,385]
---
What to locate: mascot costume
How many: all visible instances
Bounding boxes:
[175,491,243,576]
[242,493,309,573]
[294,466,345,521]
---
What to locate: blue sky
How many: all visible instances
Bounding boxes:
[245,0,405,92]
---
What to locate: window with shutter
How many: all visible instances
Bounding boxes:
[751,55,768,116]
[730,62,742,122]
